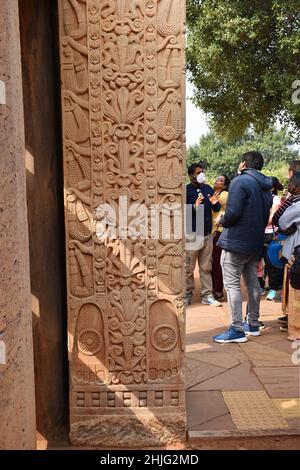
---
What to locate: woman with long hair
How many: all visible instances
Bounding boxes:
[211,174,230,300]
[278,173,300,340]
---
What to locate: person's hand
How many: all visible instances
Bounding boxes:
[287,255,295,269]
[209,192,221,205]
[194,194,204,209]
[216,212,225,225]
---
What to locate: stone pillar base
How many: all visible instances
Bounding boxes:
[70,413,186,448]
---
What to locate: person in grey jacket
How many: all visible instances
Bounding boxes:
[213,151,273,343]
[279,174,300,261]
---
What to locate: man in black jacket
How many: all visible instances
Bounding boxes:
[185,162,222,306]
[213,151,273,343]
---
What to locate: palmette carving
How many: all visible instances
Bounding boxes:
[59,0,185,424]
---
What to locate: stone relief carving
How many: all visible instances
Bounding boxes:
[148,299,183,382]
[73,303,108,384]
[59,0,185,441]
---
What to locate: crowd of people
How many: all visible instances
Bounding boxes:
[185,153,300,343]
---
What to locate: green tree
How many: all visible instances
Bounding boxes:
[187,127,299,181]
[186,0,300,140]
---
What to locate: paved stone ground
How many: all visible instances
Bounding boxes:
[185,284,300,439]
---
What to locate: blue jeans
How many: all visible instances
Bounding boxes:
[221,250,260,331]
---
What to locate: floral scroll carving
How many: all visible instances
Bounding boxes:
[59,0,185,422]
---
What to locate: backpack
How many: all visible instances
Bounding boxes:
[266,232,288,270]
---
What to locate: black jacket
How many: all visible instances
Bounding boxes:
[186,183,221,236]
[217,169,273,255]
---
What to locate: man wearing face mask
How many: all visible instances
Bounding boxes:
[185,162,222,306]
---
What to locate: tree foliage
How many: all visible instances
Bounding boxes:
[186,0,300,140]
[187,127,299,181]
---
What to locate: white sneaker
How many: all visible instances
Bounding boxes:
[201,295,222,307]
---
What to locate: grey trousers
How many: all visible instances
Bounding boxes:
[221,250,260,331]
[185,234,213,299]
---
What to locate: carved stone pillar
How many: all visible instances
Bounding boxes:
[58,0,186,447]
[0,0,36,450]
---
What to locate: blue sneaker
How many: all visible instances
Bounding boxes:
[243,321,261,336]
[213,326,247,343]
[266,289,276,300]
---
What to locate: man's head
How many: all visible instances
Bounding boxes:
[187,162,205,183]
[240,151,264,171]
[288,160,300,181]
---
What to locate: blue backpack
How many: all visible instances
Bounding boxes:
[267,233,288,270]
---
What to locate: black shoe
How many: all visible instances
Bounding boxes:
[278,316,288,324]
[280,324,288,332]
[184,295,192,306]
[214,292,224,300]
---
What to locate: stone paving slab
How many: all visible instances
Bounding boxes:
[186,351,240,369]
[285,418,300,431]
[269,338,295,354]
[186,391,230,429]
[254,367,300,398]
[272,398,300,419]
[240,341,293,367]
[222,391,289,431]
[189,361,263,392]
[185,358,225,389]
[188,413,237,432]
[250,329,286,345]
[188,337,251,363]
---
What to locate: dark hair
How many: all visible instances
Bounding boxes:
[288,172,300,195]
[187,162,205,175]
[289,160,300,176]
[241,151,264,171]
[220,174,231,191]
[271,177,284,195]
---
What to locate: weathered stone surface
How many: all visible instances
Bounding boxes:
[19,0,67,442]
[0,0,36,450]
[58,0,186,445]
[189,413,237,432]
[272,398,300,420]
[241,342,293,367]
[269,339,294,354]
[254,367,300,398]
[185,359,225,389]
[189,362,263,392]
[70,415,186,447]
[186,351,240,369]
[186,391,229,429]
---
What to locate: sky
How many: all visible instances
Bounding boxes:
[185,79,210,147]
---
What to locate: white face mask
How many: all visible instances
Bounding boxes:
[197,172,206,184]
